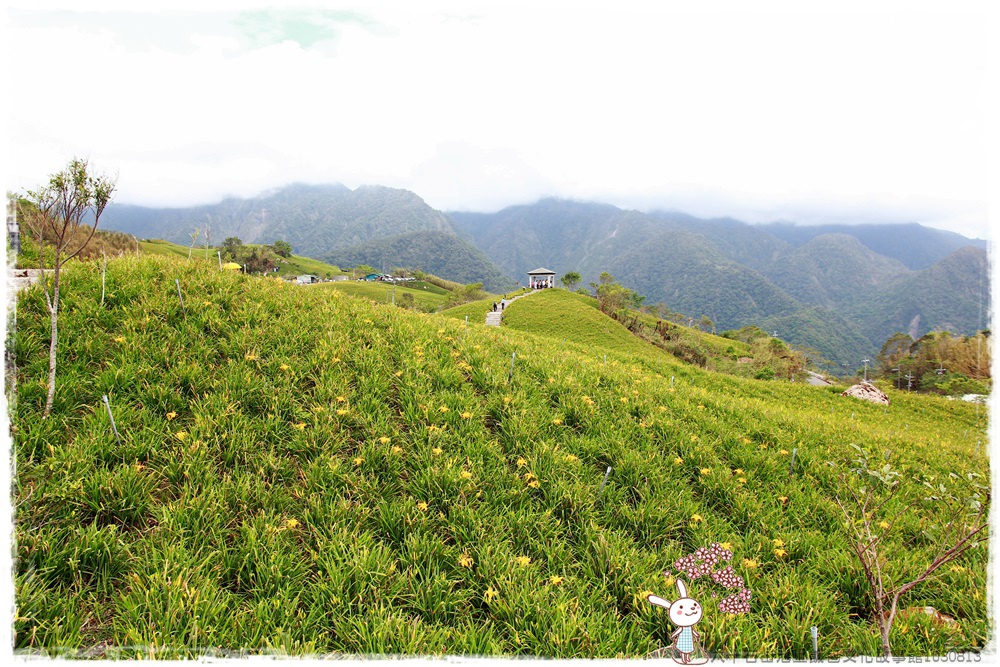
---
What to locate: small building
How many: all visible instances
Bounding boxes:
[527,267,556,289]
[297,274,320,284]
[363,273,381,282]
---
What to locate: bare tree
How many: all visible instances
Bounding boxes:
[24,158,116,417]
[203,219,212,260]
[832,445,989,657]
[187,226,200,260]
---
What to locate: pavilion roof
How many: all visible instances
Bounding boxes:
[527,267,556,275]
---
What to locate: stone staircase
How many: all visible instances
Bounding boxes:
[484,290,537,327]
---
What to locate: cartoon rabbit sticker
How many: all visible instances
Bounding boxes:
[647,579,708,665]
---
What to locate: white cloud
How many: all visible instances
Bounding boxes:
[5,1,995,239]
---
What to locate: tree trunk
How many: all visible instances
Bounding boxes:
[879,596,898,658]
[43,265,60,418]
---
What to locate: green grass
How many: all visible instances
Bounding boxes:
[11,255,990,658]
[438,288,534,325]
[501,289,674,360]
[310,280,450,311]
[438,296,500,324]
[139,239,345,278]
[503,290,808,382]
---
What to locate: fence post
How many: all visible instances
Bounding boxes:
[175,279,186,317]
[103,395,122,445]
[598,466,612,497]
[100,251,107,306]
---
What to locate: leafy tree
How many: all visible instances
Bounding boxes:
[22,158,116,417]
[444,282,488,308]
[875,330,991,392]
[698,315,715,334]
[244,246,278,274]
[877,332,914,377]
[220,236,243,260]
[590,272,645,315]
[271,240,293,258]
[560,271,581,290]
[721,325,770,344]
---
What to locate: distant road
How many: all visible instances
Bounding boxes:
[806,371,833,386]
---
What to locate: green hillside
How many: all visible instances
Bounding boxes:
[11,255,989,658]
[452,199,990,368]
[763,234,912,309]
[311,280,451,312]
[501,290,667,360]
[140,238,346,278]
[499,290,811,382]
[324,230,516,294]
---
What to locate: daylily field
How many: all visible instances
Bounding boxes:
[9,255,990,658]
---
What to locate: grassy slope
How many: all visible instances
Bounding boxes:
[310,280,450,311]
[11,256,989,658]
[437,288,533,325]
[140,239,346,277]
[500,290,754,373]
[502,290,666,360]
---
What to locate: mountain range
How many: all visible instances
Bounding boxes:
[100,183,516,292]
[98,183,990,370]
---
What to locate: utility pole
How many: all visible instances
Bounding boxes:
[862,359,870,383]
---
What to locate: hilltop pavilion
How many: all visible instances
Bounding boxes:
[528,267,556,289]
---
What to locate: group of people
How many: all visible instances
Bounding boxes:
[491,296,509,312]
[530,281,552,289]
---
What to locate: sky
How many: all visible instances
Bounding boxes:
[4,0,998,239]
